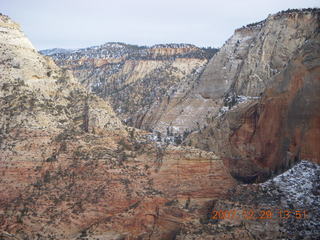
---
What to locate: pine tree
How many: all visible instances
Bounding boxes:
[83,94,89,132]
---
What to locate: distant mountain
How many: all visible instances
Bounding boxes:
[40,42,217,60]
[39,47,77,56]
[41,42,218,128]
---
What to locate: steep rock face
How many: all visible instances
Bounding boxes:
[188,31,320,180]
[139,80,220,136]
[41,43,217,129]
[198,10,319,99]
[0,14,123,135]
[0,14,236,239]
[146,9,320,137]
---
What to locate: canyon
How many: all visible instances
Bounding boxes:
[0,8,319,240]
[45,9,320,180]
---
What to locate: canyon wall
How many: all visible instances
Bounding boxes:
[187,9,320,180]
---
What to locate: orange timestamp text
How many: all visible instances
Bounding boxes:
[211,209,308,220]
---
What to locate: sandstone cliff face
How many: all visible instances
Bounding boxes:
[0,14,236,239]
[198,10,319,99]
[0,14,123,134]
[145,9,320,138]
[41,43,217,129]
[187,9,320,180]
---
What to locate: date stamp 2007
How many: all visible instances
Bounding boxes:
[211,209,308,220]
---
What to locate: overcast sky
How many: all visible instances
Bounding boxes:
[2,0,319,50]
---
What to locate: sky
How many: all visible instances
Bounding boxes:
[1,0,319,50]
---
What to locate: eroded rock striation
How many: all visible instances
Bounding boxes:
[188,19,320,180]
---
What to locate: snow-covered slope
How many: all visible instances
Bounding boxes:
[261,160,320,209]
[177,160,320,239]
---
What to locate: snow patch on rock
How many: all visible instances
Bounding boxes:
[261,160,320,209]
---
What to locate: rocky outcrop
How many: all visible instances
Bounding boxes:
[189,7,320,181]
[40,43,217,129]
[198,9,320,99]
[176,160,320,240]
[188,31,320,180]
[0,14,123,134]
[0,14,235,239]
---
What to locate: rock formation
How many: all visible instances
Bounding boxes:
[187,9,320,181]
[176,160,320,240]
